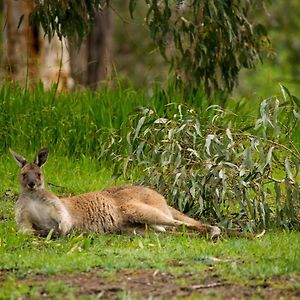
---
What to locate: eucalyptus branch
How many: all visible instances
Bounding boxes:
[123,102,300,230]
[234,133,300,161]
[28,0,270,96]
[108,4,138,25]
[267,176,284,184]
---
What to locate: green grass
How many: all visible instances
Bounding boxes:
[0,83,299,298]
[0,83,201,158]
[1,226,299,279]
[1,154,299,299]
[0,83,145,157]
[0,225,299,298]
[0,83,299,165]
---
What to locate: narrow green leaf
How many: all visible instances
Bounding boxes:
[129,0,138,19]
[264,146,274,169]
[285,158,294,182]
[133,116,146,141]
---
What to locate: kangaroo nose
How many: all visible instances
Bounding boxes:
[28,182,36,189]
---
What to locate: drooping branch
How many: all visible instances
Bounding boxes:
[28,0,271,95]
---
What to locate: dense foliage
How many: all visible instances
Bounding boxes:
[29,0,270,96]
[122,87,300,230]
[130,0,270,96]
[30,0,104,43]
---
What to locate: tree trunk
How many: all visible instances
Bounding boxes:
[3,0,37,86]
[87,8,112,89]
[2,0,73,90]
[69,6,112,89]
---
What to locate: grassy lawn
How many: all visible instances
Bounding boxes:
[0,155,299,299]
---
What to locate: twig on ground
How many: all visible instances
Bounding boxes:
[192,282,226,289]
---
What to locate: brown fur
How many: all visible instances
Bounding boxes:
[10,149,221,239]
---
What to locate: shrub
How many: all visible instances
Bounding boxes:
[122,86,300,230]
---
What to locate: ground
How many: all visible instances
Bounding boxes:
[2,267,300,299]
[0,174,299,300]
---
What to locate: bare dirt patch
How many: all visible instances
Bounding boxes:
[12,269,300,299]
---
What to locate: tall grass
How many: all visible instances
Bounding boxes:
[0,81,299,162]
[0,83,142,157]
[0,83,212,158]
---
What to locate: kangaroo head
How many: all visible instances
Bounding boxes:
[10,148,49,192]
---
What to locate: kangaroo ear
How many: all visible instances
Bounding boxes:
[35,148,49,167]
[9,149,27,168]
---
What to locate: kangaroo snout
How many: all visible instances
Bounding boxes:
[24,170,41,190]
[27,181,36,190]
[19,165,44,191]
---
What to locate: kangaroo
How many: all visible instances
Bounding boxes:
[10,148,221,239]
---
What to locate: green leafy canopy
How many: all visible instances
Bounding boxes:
[30,0,105,44]
[28,0,271,96]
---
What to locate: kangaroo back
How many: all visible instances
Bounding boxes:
[61,192,124,233]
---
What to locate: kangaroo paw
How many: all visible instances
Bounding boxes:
[210,226,221,241]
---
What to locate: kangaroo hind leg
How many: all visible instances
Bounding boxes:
[167,206,221,239]
[123,202,187,228]
[123,202,218,237]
